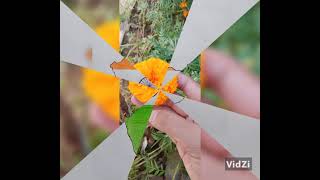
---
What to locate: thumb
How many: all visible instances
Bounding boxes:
[149,106,200,145]
[149,106,201,180]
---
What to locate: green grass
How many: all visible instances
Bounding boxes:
[128,129,176,180]
[121,0,193,63]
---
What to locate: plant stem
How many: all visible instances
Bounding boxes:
[172,160,181,180]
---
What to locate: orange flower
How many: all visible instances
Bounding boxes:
[82,19,120,122]
[128,83,158,103]
[133,58,169,87]
[183,9,189,18]
[128,58,178,105]
[155,76,178,105]
[179,0,188,9]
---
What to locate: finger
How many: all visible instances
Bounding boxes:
[164,73,201,120]
[202,49,260,118]
[131,93,191,120]
[131,96,144,107]
[164,99,199,124]
[177,73,201,101]
[201,129,230,157]
[149,106,200,145]
[162,98,189,118]
[149,106,201,180]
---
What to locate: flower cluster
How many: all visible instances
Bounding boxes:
[179,0,189,18]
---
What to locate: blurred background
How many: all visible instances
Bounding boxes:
[202,2,260,108]
[60,0,119,177]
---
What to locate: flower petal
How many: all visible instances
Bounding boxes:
[128,82,158,103]
[162,76,178,93]
[155,91,168,105]
[134,58,169,87]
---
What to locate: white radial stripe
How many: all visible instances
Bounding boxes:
[60,2,147,84]
[163,0,259,85]
[145,93,159,105]
[61,124,136,180]
[164,70,179,83]
[113,69,145,83]
[165,92,260,178]
[60,1,123,79]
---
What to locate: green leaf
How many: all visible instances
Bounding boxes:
[126,105,153,154]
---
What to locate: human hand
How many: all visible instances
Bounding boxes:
[131,49,260,179]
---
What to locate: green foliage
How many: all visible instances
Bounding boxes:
[121,0,193,63]
[146,0,186,61]
[182,56,200,82]
[150,129,175,155]
[145,159,165,176]
[128,128,182,179]
[126,105,153,154]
